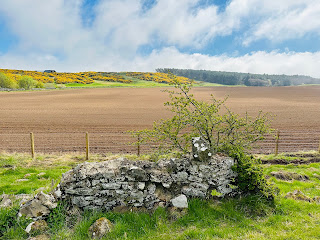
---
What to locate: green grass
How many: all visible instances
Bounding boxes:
[63,79,171,88]
[63,80,242,88]
[1,152,320,239]
[257,151,320,163]
[264,162,320,196]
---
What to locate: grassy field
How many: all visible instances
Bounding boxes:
[1,152,320,239]
[61,79,225,88]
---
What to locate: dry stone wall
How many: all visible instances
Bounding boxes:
[57,155,237,211]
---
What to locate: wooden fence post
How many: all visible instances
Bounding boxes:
[30,132,35,159]
[86,132,89,160]
[318,137,320,154]
[275,130,280,156]
[137,134,140,156]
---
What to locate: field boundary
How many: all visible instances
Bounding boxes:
[0,130,319,156]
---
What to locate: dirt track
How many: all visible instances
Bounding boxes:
[0,86,319,154]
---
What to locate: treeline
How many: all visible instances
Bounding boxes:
[156,68,320,86]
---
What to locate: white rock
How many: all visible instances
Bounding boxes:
[53,188,62,199]
[25,222,35,233]
[138,182,145,190]
[171,194,188,208]
[0,196,12,208]
[37,172,46,177]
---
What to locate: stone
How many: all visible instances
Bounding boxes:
[172,171,189,183]
[16,194,33,206]
[192,137,212,162]
[171,194,188,208]
[19,192,57,220]
[25,220,48,233]
[88,217,113,239]
[16,178,29,182]
[24,173,32,178]
[37,172,46,177]
[53,187,62,199]
[102,182,121,190]
[33,155,237,214]
[0,194,12,208]
[138,182,145,190]
[127,166,148,181]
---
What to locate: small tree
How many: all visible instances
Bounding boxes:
[132,76,272,156]
[131,75,277,199]
[0,73,17,89]
[18,76,35,90]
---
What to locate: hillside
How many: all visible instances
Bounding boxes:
[0,69,195,90]
[157,68,320,86]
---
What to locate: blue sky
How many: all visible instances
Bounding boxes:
[0,0,319,77]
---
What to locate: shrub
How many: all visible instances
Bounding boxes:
[0,73,17,89]
[18,76,35,89]
[35,80,44,88]
[230,148,279,200]
[132,75,272,155]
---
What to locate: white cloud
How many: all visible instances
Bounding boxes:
[128,48,320,78]
[0,0,319,77]
[233,0,320,45]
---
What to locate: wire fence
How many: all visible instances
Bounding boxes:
[0,130,319,156]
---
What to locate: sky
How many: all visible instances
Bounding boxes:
[0,0,320,77]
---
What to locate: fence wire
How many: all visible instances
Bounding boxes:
[0,130,319,155]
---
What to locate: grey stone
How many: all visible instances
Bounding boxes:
[138,182,145,190]
[172,171,189,183]
[88,217,113,239]
[92,180,100,186]
[37,172,46,177]
[182,186,206,198]
[72,196,90,207]
[0,195,12,208]
[192,137,212,162]
[150,170,172,184]
[171,194,188,208]
[101,183,121,190]
[127,166,149,181]
[16,178,29,182]
[19,192,57,220]
[46,155,237,213]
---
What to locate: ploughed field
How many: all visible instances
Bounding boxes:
[0,86,319,154]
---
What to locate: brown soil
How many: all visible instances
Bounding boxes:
[0,86,319,154]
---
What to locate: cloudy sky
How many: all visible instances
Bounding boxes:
[0,0,319,77]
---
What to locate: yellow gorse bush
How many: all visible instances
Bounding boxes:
[0,69,193,87]
[125,72,191,84]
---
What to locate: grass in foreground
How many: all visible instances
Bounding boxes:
[1,151,320,239]
[2,196,319,240]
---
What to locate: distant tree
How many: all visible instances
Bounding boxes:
[0,73,17,88]
[35,81,44,88]
[18,76,35,89]
[156,68,320,86]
